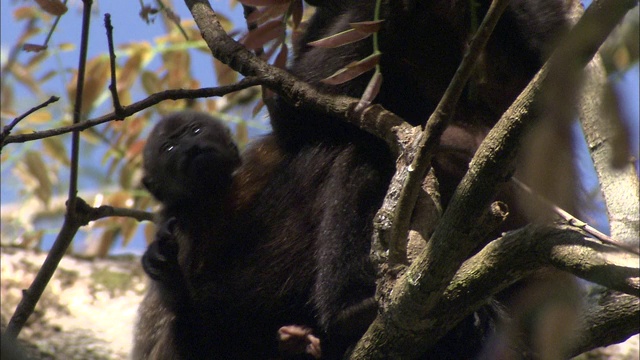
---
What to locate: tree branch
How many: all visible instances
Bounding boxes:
[351,0,639,357]
[579,55,640,247]
[0,96,59,148]
[0,78,261,147]
[104,13,125,117]
[81,200,155,223]
[513,177,639,255]
[6,0,95,338]
[370,223,639,357]
[570,291,639,357]
[375,0,511,265]
[183,0,411,156]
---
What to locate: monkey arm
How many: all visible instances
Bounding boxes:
[142,217,194,314]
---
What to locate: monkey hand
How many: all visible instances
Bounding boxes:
[142,217,182,284]
[278,325,321,359]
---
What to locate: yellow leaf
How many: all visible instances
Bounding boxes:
[26,51,48,70]
[141,71,162,95]
[106,191,134,208]
[43,137,71,166]
[214,58,237,86]
[236,121,249,147]
[24,109,52,124]
[96,227,118,258]
[67,56,110,115]
[117,218,138,247]
[24,151,53,206]
[13,6,40,20]
[58,42,75,51]
[118,52,144,91]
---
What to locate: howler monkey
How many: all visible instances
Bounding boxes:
[134,111,319,359]
[239,0,570,357]
[134,0,573,358]
[133,111,241,359]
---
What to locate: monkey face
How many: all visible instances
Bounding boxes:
[142,111,241,206]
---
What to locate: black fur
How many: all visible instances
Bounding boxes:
[238,0,570,357]
[134,0,571,358]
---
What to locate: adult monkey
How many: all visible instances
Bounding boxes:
[134,0,573,358]
[238,0,573,357]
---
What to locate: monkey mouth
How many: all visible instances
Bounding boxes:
[184,147,217,174]
[183,146,235,188]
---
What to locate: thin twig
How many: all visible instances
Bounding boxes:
[0,96,59,147]
[86,202,155,223]
[1,77,261,147]
[512,177,640,255]
[5,0,95,339]
[104,13,124,117]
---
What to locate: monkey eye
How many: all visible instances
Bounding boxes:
[189,123,202,135]
[161,143,175,153]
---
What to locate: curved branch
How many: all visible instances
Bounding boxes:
[570,291,640,357]
[352,224,639,359]
[0,96,59,147]
[184,0,410,156]
[6,0,95,339]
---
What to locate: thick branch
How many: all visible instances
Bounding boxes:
[352,223,640,358]
[579,56,640,246]
[183,0,410,156]
[351,0,638,357]
[570,291,640,356]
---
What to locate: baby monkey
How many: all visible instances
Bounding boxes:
[133,111,241,359]
[133,111,319,359]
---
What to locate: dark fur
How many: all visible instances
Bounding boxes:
[241,0,570,357]
[133,1,571,358]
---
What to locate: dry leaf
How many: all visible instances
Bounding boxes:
[308,28,370,48]
[355,70,383,112]
[22,43,47,52]
[239,0,291,6]
[246,3,288,25]
[242,20,284,50]
[34,0,68,16]
[322,52,381,85]
[350,20,384,33]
